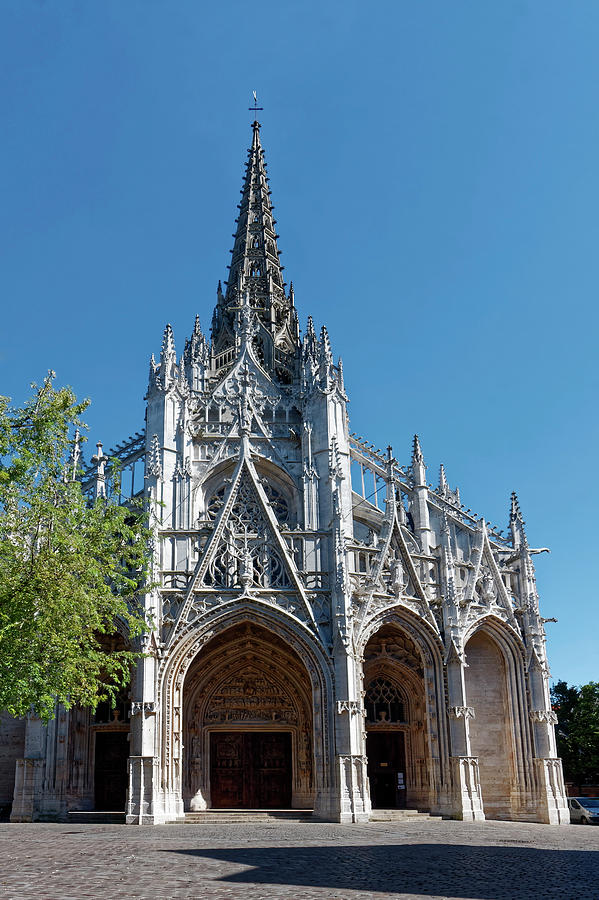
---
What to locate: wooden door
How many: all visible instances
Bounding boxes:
[366,731,406,809]
[210,732,292,808]
[94,731,129,811]
[252,732,292,808]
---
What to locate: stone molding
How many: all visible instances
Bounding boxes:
[529,709,558,725]
[131,702,157,716]
[448,706,475,720]
[336,700,363,716]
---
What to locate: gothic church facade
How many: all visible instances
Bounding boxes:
[5,122,568,825]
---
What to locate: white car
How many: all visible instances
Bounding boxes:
[568,797,599,824]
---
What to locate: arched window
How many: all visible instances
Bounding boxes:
[365,677,406,724]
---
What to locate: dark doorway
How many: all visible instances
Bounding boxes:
[94,732,129,811]
[367,731,406,808]
[210,732,292,808]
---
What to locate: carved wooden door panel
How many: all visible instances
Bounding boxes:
[210,733,244,808]
[366,731,406,809]
[210,732,292,808]
[94,731,129,811]
[252,732,292,808]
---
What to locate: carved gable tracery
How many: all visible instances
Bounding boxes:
[203,473,291,590]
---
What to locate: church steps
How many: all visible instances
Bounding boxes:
[67,811,126,825]
[179,809,314,824]
[369,809,432,822]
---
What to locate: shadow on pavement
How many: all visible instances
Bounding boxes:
[164,843,599,898]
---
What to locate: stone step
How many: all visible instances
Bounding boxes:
[370,808,431,821]
[180,809,314,824]
[67,811,126,825]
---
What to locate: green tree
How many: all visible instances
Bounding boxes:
[551,680,599,786]
[0,373,151,720]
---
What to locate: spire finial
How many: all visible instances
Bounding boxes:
[249,90,263,125]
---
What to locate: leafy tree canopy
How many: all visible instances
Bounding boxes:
[551,679,599,785]
[0,373,151,720]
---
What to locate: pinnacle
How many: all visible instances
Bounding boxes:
[439,463,448,493]
[412,434,424,464]
[161,323,175,358]
[509,490,527,543]
[320,325,332,361]
[510,491,526,526]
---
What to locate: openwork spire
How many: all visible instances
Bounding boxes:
[212,121,299,383]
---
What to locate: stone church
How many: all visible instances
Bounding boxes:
[2,121,568,825]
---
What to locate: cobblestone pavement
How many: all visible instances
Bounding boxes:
[0,817,598,900]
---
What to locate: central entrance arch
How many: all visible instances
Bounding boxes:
[182,622,314,810]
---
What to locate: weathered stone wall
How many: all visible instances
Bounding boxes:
[465,632,513,819]
[0,714,26,813]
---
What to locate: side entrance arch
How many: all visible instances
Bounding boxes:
[363,624,431,810]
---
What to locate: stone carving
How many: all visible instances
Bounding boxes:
[204,667,298,724]
[203,474,291,591]
[389,556,408,597]
[477,571,498,604]
[336,700,363,716]
[130,701,157,716]
[529,709,558,725]
[448,706,475,720]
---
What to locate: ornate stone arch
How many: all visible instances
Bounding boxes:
[157,604,334,817]
[358,606,451,813]
[464,614,535,810]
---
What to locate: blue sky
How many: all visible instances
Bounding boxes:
[1,1,597,685]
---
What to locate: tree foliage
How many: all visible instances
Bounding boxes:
[0,374,151,720]
[551,679,599,785]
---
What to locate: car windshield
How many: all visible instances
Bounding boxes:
[579,799,599,808]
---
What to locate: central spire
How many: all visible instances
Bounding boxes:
[211,121,299,383]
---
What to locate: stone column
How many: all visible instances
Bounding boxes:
[331,648,370,823]
[446,648,485,821]
[10,715,47,822]
[527,648,569,825]
[126,638,163,824]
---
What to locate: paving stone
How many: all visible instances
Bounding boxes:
[0,818,598,899]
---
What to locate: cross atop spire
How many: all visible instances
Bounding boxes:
[211,121,299,382]
[248,90,263,120]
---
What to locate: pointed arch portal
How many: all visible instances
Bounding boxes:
[182,622,315,810]
[363,623,432,810]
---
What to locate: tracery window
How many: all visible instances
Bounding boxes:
[204,477,291,590]
[206,485,226,521]
[365,677,406,724]
[205,480,289,526]
[262,481,289,525]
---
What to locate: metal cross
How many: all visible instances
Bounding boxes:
[249,90,263,116]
